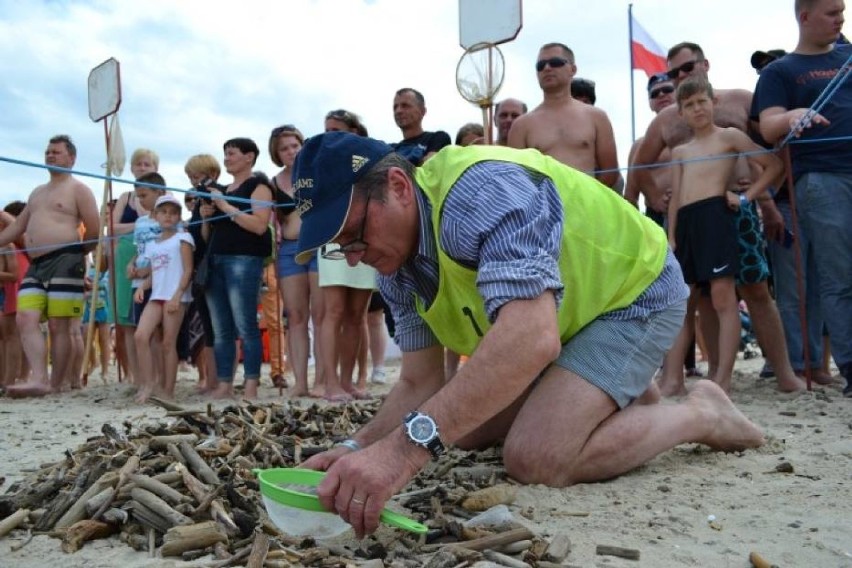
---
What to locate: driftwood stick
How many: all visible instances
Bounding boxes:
[36,468,92,531]
[179,441,220,485]
[126,500,172,534]
[596,544,641,561]
[148,396,190,412]
[0,508,30,538]
[152,471,184,485]
[85,487,116,517]
[482,549,532,568]
[166,443,188,466]
[92,455,139,521]
[246,529,270,568]
[424,527,535,553]
[61,519,116,553]
[130,488,193,528]
[150,434,199,450]
[176,464,238,533]
[55,471,118,530]
[160,520,229,557]
[129,474,189,506]
[194,484,225,516]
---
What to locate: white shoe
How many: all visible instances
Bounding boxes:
[370,368,387,384]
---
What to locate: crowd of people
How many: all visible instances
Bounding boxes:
[0,0,849,424]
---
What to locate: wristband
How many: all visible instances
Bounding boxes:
[739,194,749,208]
[337,439,361,452]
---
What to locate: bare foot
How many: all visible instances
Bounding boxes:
[135,385,154,404]
[776,373,807,393]
[210,383,235,399]
[687,380,765,451]
[243,381,259,400]
[343,387,371,400]
[657,376,688,397]
[808,370,836,386]
[635,382,661,405]
[6,381,54,398]
[323,386,352,403]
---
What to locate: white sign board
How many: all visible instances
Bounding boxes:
[88,58,121,122]
[459,0,522,50]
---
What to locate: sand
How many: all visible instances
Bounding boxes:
[1,358,850,567]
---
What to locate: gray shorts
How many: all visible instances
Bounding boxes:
[552,300,687,408]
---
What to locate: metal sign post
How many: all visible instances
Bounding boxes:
[457,0,522,144]
[84,57,123,385]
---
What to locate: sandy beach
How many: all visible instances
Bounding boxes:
[1,358,850,567]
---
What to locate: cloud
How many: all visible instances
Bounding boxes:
[0,0,809,209]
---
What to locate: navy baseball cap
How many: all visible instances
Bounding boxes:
[293,131,393,264]
[647,72,670,92]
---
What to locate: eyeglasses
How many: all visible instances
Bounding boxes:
[536,57,569,72]
[666,60,701,79]
[322,190,372,260]
[649,85,675,99]
[271,124,297,137]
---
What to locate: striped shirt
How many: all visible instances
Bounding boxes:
[379,161,689,352]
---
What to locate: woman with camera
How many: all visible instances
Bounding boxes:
[198,138,273,399]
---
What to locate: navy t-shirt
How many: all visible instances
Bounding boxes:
[392,131,451,166]
[753,45,852,181]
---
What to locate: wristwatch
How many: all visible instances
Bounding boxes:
[402,411,445,459]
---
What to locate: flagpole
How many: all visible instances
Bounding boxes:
[628,3,636,143]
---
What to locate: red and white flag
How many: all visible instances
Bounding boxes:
[630,14,667,77]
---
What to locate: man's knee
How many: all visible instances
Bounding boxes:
[16,310,42,330]
[502,440,576,487]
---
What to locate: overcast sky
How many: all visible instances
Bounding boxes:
[0,0,811,207]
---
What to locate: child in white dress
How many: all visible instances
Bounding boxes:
[134,195,194,402]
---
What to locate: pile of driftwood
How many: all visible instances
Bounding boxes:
[0,398,595,567]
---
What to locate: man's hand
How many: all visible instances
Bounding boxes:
[646,190,670,214]
[758,199,784,242]
[300,445,355,472]
[726,191,741,211]
[788,108,829,137]
[316,436,426,539]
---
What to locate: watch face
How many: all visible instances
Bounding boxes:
[408,415,435,443]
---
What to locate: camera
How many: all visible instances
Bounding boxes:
[194,178,227,206]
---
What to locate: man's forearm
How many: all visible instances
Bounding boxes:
[417,294,561,447]
[351,345,445,448]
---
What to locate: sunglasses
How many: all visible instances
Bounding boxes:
[666,60,701,79]
[325,109,355,124]
[536,57,569,72]
[649,85,675,99]
[271,124,297,137]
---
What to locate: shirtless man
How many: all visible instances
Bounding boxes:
[0,135,100,397]
[509,43,619,188]
[634,42,806,395]
[493,98,527,146]
[625,73,677,224]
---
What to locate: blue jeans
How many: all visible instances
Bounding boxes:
[205,254,264,383]
[793,172,852,368]
[767,200,824,370]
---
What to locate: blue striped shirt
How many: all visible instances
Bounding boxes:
[379,162,688,352]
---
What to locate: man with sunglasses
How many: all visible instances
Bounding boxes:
[634,42,806,396]
[508,43,620,189]
[293,131,764,539]
[625,73,677,225]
